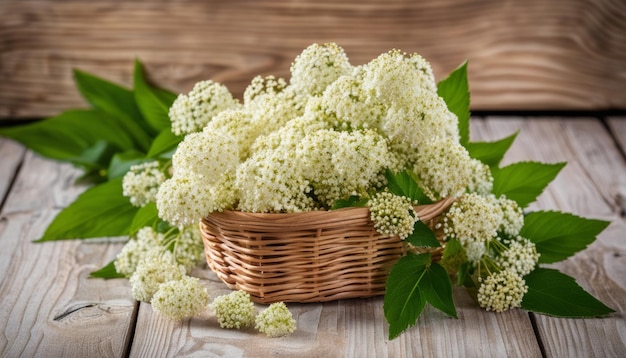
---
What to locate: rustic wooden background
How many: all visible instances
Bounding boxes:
[1,0,626,119]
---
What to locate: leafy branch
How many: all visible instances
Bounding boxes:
[0,60,178,242]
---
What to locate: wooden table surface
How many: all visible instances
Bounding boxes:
[1,116,625,357]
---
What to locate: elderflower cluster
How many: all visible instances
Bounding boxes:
[443,193,503,244]
[495,237,540,276]
[369,191,418,240]
[122,161,167,207]
[169,80,239,135]
[255,302,297,337]
[151,276,209,320]
[498,196,525,237]
[129,253,186,302]
[209,291,256,329]
[115,227,165,277]
[477,270,528,312]
[415,138,492,200]
[289,42,352,97]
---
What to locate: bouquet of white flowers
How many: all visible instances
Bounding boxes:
[1,43,613,340]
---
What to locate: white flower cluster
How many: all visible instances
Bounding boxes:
[209,291,296,337]
[114,225,209,319]
[115,226,165,277]
[369,191,418,240]
[255,302,297,337]
[169,80,239,135]
[495,237,540,277]
[209,291,256,329]
[443,193,502,245]
[477,270,528,312]
[152,276,209,320]
[498,197,524,237]
[290,42,352,97]
[416,138,492,200]
[116,226,205,277]
[129,252,186,302]
[122,161,167,207]
[157,42,486,228]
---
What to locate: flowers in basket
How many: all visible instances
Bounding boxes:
[0,43,614,340]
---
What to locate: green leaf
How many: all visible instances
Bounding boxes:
[36,178,139,241]
[420,263,457,318]
[492,161,566,208]
[384,253,458,339]
[147,128,184,158]
[129,203,159,235]
[0,109,140,163]
[466,131,518,168]
[457,262,477,288]
[331,195,369,209]
[73,69,144,125]
[438,60,470,146]
[385,169,431,204]
[439,238,465,274]
[406,220,440,248]
[90,260,125,279]
[521,211,609,263]
[384,253,430,340]
[107,150,148,180]
[70,140,120,171]
[133,60,177,132]
[521,268,614,317]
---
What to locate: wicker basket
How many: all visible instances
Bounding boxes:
[200,197,455,303]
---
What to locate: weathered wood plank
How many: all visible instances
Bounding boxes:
[0,151,135,357]
[607,117,626,158]
[470,117,626,357]
[0,139,25,204]
[1,0,625,119]
[128,268,541,357]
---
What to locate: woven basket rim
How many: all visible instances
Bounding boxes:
[204,196,456,222]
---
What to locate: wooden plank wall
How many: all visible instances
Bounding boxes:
[1,0,626,119]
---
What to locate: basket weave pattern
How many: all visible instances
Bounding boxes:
[200,198,455,303]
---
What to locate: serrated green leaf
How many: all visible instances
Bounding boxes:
[107,150,148,180]
[521,211,609,263]
[384,253,430,340]
[147,128,184,158]
[0,109,141,163]
[36,178,138,241]
[385,169,431,204]
[420,263,457,318]
[129,203,159,235]
[492,161,566,208]
[331,195,368,209]
[90,260,124,279]
[406,220,440,248]
[522,268,614,317]
[438,60,470,146]
[134,60,177,132]
[466,131,518,168]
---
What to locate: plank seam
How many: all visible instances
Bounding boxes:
[122,300,140,358]
[0,150,25,215]
[528,312,547,358]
